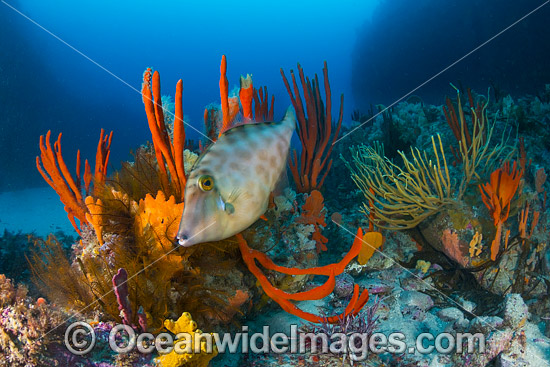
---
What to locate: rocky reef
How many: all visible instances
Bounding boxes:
[1,53,549,367]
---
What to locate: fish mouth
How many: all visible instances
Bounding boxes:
[176,233,193,247]
[176,221,217,247]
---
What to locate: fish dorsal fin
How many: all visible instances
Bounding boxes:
[220,105,296,138]
[219,122,258,138]
[190,142,215,171]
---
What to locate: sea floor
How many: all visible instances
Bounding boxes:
[1,186,550,366]
[213,231,550,367]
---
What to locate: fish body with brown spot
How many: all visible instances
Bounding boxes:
[177,107,296,246]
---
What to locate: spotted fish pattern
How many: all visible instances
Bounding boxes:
[177,107,296,246]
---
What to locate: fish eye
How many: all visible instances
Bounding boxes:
[198,175,214,191]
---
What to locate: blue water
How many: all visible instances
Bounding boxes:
[0,0,548,190]
[0,0,377,190]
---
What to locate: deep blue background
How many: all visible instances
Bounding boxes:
[1,0,549,191]
[0,0,376,190]
[352,0,550,108]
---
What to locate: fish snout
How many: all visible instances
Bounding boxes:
[176,227,201,247]
[176,232,190,246]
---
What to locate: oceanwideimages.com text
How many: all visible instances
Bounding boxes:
[65,322,486,361]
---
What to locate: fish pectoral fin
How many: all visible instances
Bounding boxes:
[217,193,235,214]
[227,188,242,203]
[225,202,235,215]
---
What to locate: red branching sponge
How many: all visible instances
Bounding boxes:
[237,228,369,323]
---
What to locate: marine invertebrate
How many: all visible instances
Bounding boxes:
[29,190,232,330]
[218,55,240,136]
[207,56,270,139]
[357,231,384,265]
[281,61,343,193]
[535,167,547,193]
[111,267,148,332]
[92,128,113,196]
[509,202,544,295]
[237,229,369,323]
[239,74,254,120]
[203,105,221,141]
[479,161,523,260]
[135,190,184,251]
[156,312,218,367]
[252,85,274,122]
[469,231,483,257]
[518,202,539,241]
[85,196,105,245]
[29,235,97,309]
[112,268,133,326]
[0,274,67,367]
[205,56,276,142]
[295,190,328,253]
[303,295,381,347]
[34,65,254,331]
[348,135,454,229]
[440,229,469,267]
[444,87,515,197]
[443,87,484,161]
[348,87,515,230]
[36,129,112,234]
[142,68,187,202]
